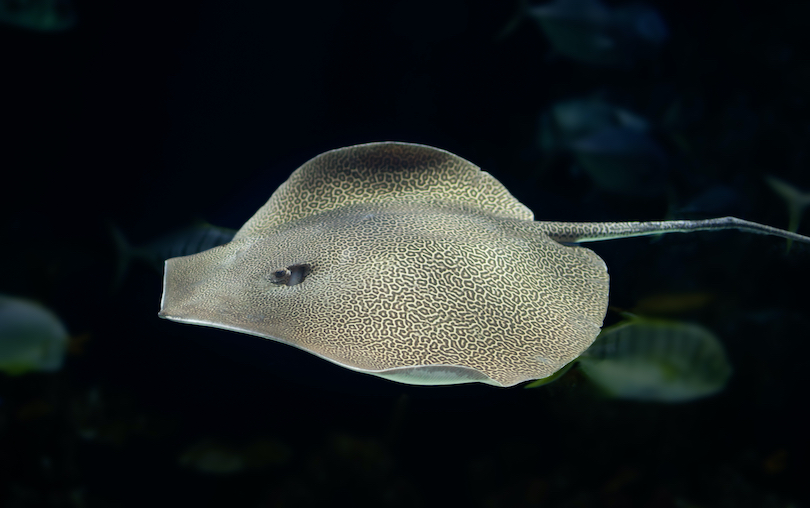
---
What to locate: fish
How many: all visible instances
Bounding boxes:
[576,317,733,402]
[543,97,650,150]
[0,0,76,32]
[539,97,666,196]
[158,142,810,388]
[0,294,68,375]
[569,126,668,196]
[111,221,236,288]
[671,184,751,220]
[528,0,667,66]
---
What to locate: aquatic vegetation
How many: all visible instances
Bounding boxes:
[158,142,809,387]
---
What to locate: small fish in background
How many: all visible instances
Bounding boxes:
[670,184,751,221]
[569,126,668,196]
[527,0,668,66]
[539,96,668,196]
[765,175,810,251]
[110,221,236,288]
[178,437,291,475]
[0,294,68,376]
[577,317,732,402]
[0,0,76,32]
[540,96,650,153]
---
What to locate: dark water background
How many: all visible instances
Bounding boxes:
[2,0,809,506]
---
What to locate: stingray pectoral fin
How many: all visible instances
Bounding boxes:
[236,142,534,239]
[366,365,504,387]
[536,216,810,244]
[524,358,578,389]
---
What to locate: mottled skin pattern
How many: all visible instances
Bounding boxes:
[163,203,608,387]
[160,143,608,387]
[235,142,534,236]
[159,142,810,387]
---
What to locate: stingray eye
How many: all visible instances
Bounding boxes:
[266,264,312,287]
[267,268,291,285]
[286,263,312,286]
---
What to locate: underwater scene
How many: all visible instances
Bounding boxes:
[2,0,809,506]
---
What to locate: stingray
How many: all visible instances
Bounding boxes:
[158,142,810,387]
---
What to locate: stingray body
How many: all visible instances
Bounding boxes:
[159,142,810,387]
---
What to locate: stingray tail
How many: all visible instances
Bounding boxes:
[537,217,810,246]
